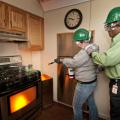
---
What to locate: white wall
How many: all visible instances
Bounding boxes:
[42,0,120,119]
[0,42,19,56]
[0,0,43,70]
[40,0,89,11]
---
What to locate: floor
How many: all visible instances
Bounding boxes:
[35,102,73,120]
[35,102,105,120]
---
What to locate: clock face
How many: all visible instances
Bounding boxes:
[64,9,82,29]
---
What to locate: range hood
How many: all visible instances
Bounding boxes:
[0,31,28,42]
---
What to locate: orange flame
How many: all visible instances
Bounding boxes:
[10,86,36,113]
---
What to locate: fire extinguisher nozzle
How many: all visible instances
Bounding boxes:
[48,61,55,65]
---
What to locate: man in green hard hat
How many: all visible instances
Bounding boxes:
[88,7,120,120]
[54,28,99,120]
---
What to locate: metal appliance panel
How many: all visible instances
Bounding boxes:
[57,33,80,57]
[57,63,77,106]
[57,33,79,106]
[57,31,95,107]
[0,31,28,42]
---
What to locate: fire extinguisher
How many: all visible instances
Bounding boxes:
[67,67,75,79]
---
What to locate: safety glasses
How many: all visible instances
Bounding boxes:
[104,22,120,31]
[75,41,84,44]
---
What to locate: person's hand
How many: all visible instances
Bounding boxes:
[86,43,99,55]
[54,58,62,64]
[96,65,105,73]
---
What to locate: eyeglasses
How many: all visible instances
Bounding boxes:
[75,41,89,45]
[104,24,115,31]
[75,41,84,45]
[104,22,120,31]
[79,41,84,43]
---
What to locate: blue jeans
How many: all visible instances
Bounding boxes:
[73,82,99,120]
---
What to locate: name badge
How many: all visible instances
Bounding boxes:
[112,85,118,94]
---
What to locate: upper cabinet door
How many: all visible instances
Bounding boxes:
[8,6,27,32]
[0,3,7,29]
[28,14,44,50]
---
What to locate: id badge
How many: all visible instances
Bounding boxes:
[112,84,118,94]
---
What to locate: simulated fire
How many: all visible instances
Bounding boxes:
[10,86,37,113]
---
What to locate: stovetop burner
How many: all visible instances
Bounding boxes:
[0,64,26,80]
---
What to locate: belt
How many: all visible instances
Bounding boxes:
[77,78,97,84]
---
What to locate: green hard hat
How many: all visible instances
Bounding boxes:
[105,7,120,24]
[73,28,90,42]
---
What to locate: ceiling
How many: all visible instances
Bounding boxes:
[38,0,90,12]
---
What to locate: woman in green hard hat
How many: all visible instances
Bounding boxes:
[89,7,120,120]
[54,28,99,120]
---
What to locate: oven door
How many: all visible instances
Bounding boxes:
[0,81,41,120]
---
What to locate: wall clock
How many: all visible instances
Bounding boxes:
[64,9,82,30]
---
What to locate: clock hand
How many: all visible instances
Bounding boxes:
[68,18,74,20]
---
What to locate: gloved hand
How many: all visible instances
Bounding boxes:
[54,58,62,64]
[86,43,99,55]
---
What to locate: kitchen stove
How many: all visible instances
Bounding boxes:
[0,56,40,95]
[0,56,42,120]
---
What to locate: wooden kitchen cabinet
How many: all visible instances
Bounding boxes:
[0,2,8,30]
[8,6,27,33]
[0,1,27,33]
[27,14,44,50]
[0,1,44,50]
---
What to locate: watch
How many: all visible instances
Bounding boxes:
[64,9,82,29]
